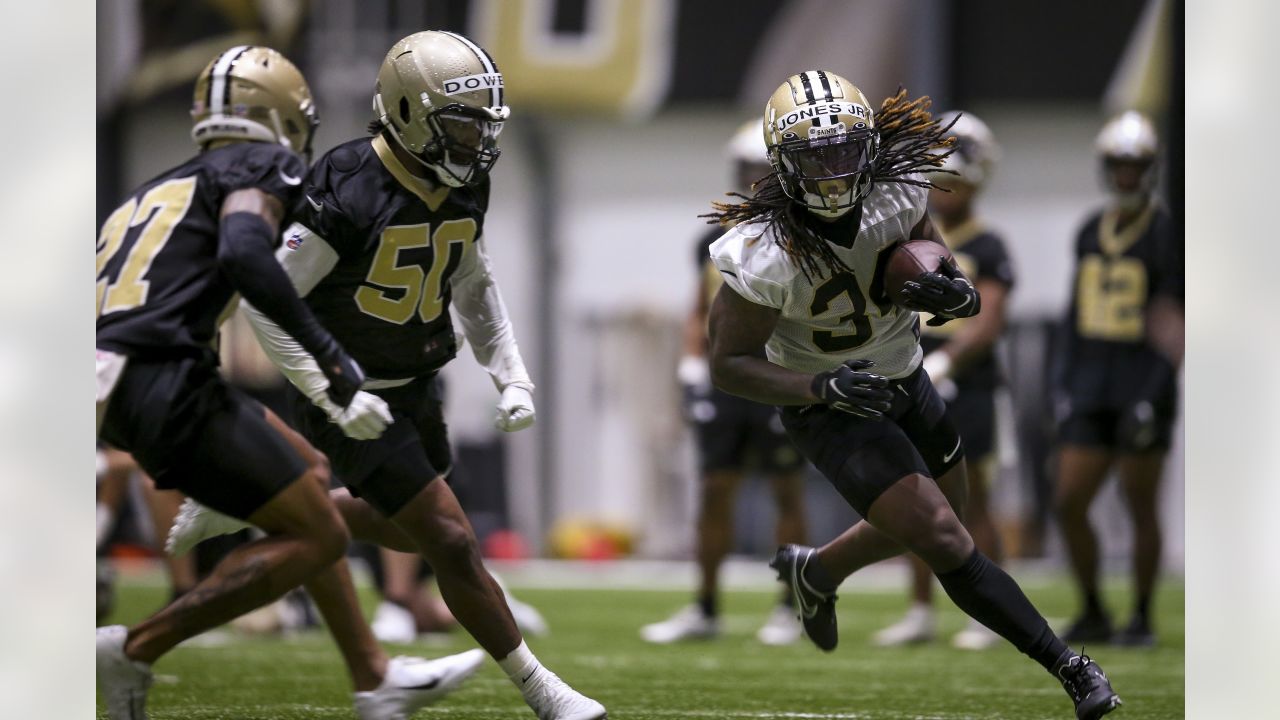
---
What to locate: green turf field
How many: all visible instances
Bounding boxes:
[99,574,1183,719]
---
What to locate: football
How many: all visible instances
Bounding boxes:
[884,239,954,306]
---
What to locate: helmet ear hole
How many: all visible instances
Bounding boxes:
[398,97,411,124]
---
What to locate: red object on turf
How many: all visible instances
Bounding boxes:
[483,529,531,560]
[883,239,954,306]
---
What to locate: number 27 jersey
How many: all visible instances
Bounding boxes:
[285,135,489,380]
[709,179,927,379]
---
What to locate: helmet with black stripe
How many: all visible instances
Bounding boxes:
[764,70,878,218]
[190,46,319,161]
[373,30,510,188]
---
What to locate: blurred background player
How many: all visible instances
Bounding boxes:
[1053,111,1183,647]
[872,111,1016,651]
[641,120,807,646]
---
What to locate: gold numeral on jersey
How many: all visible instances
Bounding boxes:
[1076,255,1147,341]
[355,219,477,325]
[96,177,198,317]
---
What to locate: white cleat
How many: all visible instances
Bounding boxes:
[872,604,936,647]
[371,600,419,644]
[97,625,153,720]
[353,649,487,720]
[951,619,1001,650]
[165,498,250,557]
[639,605,718,644]
[522,666,607,720]
[756,604,803,646]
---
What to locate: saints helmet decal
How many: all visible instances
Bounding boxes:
[190,46,318,161]
[763,70,878,218]
[372,30,510,188]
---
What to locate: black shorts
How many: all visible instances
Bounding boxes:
[1058,402,1177,452]
[947,385,995,462]
[99,356,304,520]
[780,366,964,518]
[691,388,804,474]
[290,375,451,517]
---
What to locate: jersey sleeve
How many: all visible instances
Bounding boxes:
[292,147,365,259]
[708,227,787,309]
[217,143,306,208]
[968,234,1016,289]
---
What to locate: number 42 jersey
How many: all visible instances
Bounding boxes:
[272,134,509,382]
[709,178,928,379]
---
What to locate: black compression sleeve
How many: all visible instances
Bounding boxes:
[217,211,341,362]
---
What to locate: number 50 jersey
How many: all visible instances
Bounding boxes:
[281,135,491,381]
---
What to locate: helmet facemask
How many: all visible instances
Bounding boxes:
[420,104,504,187]
[772,128,878,218]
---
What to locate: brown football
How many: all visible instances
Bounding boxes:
[884,240,954,307]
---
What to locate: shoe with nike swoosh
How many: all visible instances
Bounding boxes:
[521,665,607,720]
[770,544,839,652]
[353,649,486,720]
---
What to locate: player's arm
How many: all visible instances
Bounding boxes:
[450,239,535,432]
[238,219,392,441]
[217,189,363,407]
[707,284,891,418]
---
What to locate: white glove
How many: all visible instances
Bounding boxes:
[677,355,711,394]
[495,384,536,432]
[317,390,393,440]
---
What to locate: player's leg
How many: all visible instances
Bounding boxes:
[696,469,743,618]
[1054,415,1116,641]
[1114,449,1166,645]
[948,455,1005,649]
[138,474,198,601]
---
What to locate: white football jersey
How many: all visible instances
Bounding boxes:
[709,178,928,379]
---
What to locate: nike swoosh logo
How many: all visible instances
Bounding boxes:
[305,194,323,212]
[402,677,441,691]
[793,553,818,620]
[826,378,846,399]
[279,170,303,186]
[521,667,538,684]
[942,437,962,463]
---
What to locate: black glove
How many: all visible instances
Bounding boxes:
[314,344,365,408]
[900,257,981,326]
[810,359,893,419]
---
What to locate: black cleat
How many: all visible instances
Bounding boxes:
[769,545,838,652]
[1056,653,1122,720]
[1062,611,1114,644]
[1111,617,1155,648]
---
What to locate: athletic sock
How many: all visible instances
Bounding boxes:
[801,553,839,595]
[697,594,718,619]
[935,549,1068,672]
[1133,594,1152,628]
[498,640,544,692]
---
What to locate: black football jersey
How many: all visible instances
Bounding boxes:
[96,142,306,358]
[920,221,1016,390]
[1061,202,1181,409]
[291,135,489,379]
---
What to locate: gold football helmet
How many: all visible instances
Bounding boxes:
[372,30,510,188]
[933,110,1000,189]
[763,70,878,217]
[1096,110,1158,205]
[190,46,318,160]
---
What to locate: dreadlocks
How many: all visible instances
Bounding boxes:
[703,88,957,282]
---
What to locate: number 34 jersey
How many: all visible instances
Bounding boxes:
[282,135,490,381]
[709,178,928,379]
[96,142,306,357]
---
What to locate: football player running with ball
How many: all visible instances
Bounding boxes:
[169,31,605,720]
[96,47,485,720]
[704,71,1121,719]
